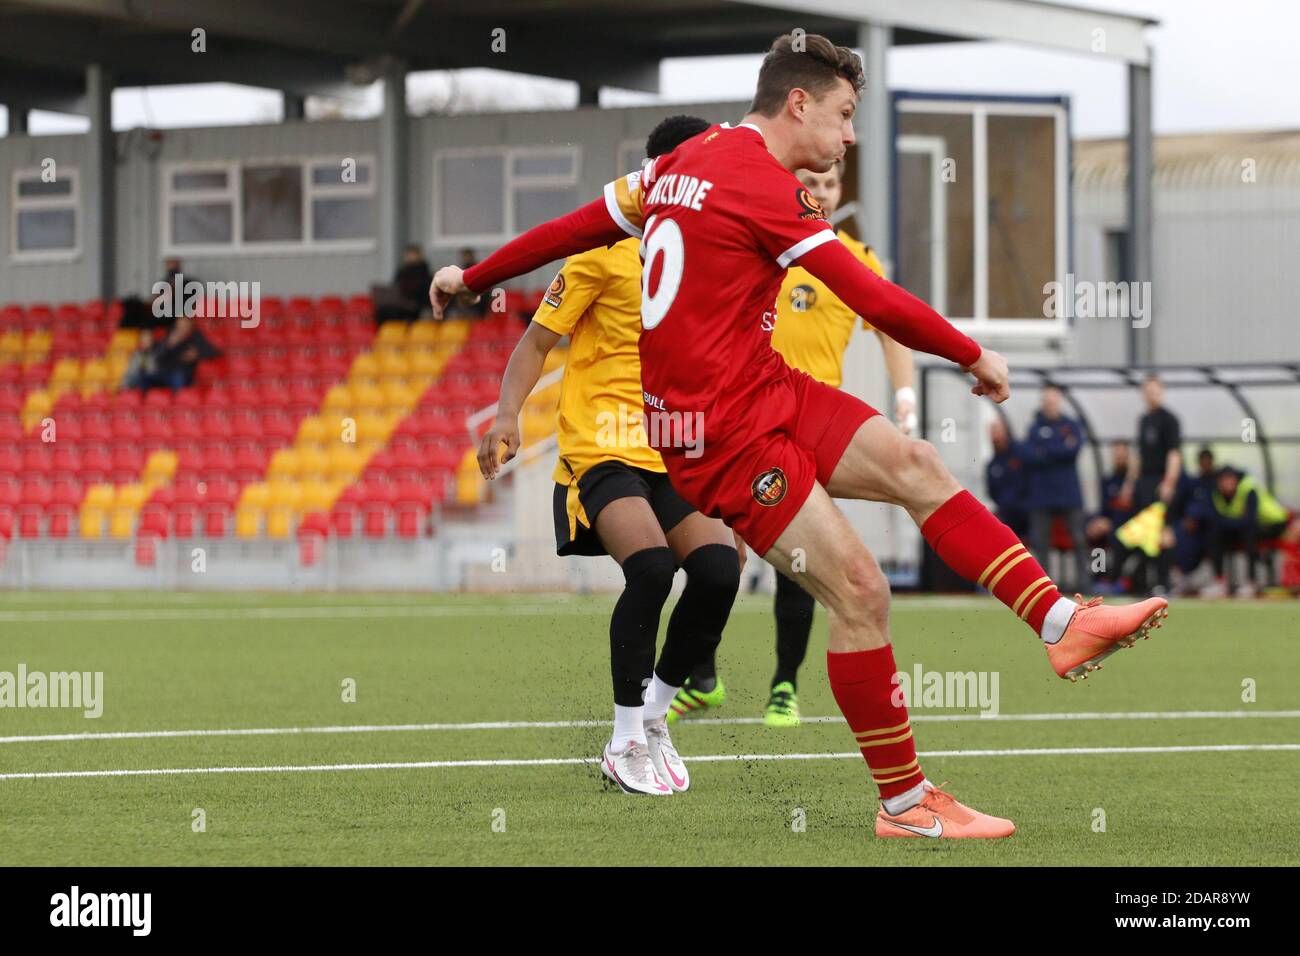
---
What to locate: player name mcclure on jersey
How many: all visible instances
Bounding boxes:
[643,171,714,211]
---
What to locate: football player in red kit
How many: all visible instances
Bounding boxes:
[432,34,1168,839]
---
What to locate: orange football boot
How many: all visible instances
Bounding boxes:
[1047,594,1169,682]
[875,784,1015,839]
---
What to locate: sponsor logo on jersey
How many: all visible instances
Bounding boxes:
[543,272,566,308]
[796,188,828,221]
[751,467,788,506]
[790,284,817,312]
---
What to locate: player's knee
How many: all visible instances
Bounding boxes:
[621,546,677,601]
[837,553,891,628]
[899,439,958,497]
[681,543,741,601]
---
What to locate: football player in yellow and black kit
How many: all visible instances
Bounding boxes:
[477,116,740,796]
[668,159,917,728]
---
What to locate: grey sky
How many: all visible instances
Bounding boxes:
[5,0,1296,140]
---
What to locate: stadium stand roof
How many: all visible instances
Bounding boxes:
[0,0,1159,362]
[0,0,1156,113]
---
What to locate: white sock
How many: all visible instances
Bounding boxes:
[641,674,679,723]
[1040,596,1079,645]
[611,705,646,750]
[882,778,931,816]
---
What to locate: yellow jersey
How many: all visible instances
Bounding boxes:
[770,229,886,388]
[531,238,664,484]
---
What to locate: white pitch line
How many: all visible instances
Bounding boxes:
[2,743,1297,781]
[4,710,1299,745]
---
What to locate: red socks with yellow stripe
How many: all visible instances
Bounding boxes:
[827,645,926,803]
[921,490,1069,637]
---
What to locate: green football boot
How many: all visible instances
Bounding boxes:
[665,676,726,724]
[763,681,800,727]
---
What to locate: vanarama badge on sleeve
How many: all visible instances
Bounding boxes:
[543,272,565,308]
[795,188,827,221]
[751,467,788,506]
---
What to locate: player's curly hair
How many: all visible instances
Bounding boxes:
[645,114,711,159]
[749,32,865,117]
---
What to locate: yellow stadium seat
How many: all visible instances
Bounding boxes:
[109,329,139,355]
[83,484,115,509]
[352,412,391,447]
[407,351,441,379]
[23,329,52,361]
[143,450,178,485]
[301,480,341,514]
[349,383,385,413]
[115,483,150,511]
[455,448,484,506]
[441,320,472,347]
[381,381,418,412]
[296,447,330,480]
[375,322,407,346]
[268,448,302,481]
[379,351,410,380]
[326,445,368,481]
[235,483,270,538]
[296,415,329,447]
[265,482,303,538]
[349,351,380,382]
[50,357,80,386]
[0,330,22,363]
[108,507,136,540]
[80,359,110,394]
[323,384,354,415]
[21,390,52,432]
[408,322,438,347]
[79,506,106,539]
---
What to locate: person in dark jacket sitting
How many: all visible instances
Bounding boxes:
[986,417,1029,538]
[376,244,434,323]
[1024,385,1090,591]
[1087,440,1134,588]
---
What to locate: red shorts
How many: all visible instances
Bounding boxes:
[659,367,878,555]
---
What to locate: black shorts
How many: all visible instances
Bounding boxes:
[553,461,696,557]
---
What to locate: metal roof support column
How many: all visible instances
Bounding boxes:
[85,63,115,302]
[1127,53,1154,367]
[379,57,409,276]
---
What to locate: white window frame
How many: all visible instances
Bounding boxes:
[896,98,1069,339]
[11,165,80,263]
[432,145,581,246]
[161,155,377,256]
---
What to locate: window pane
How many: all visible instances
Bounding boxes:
[172,170,228,191]
[312,197,373,241]
[439,154,504,237]
[16,208,76,251]
[897,111,975,318]
[17,177,73,198]
[513,153,573,178]
[171,202,233,245]
[514,186,579,233]
[987,114,1057,318]
[313,162,371,186]
[619,145,644,178]
[242,165,303,242]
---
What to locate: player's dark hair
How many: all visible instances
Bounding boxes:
[645,114,711,159]
[750,33,864,118]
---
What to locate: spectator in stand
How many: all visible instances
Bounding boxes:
[443,248,489,320]
[123,314,220,391]
[1167,446,1219,590]
[1202,466,1298,598]
[376,244,433,324]
[1023,384,1090,591]
[1086,440,1136,590]
[1119,374,1183,595]
[985,417,1028,538]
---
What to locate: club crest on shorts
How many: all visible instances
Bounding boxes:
[751,466,788,506]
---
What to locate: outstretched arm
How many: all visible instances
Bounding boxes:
[430,197,628,317]
[799,238,1010,403]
